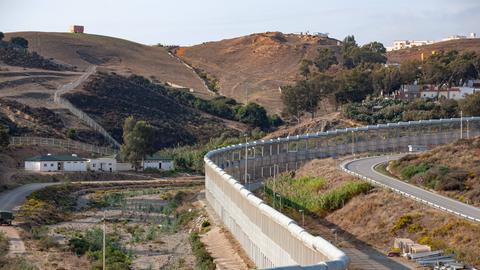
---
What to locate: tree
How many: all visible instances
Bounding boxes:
[313,48,338,72]
[461,92,480,116]
[10,37,28,49]
[0,125,9,149]
[342,35,358,68]
[0,32,4,41]
[235,103,270,129]
[66,128,77,140]
[299,59,312,79]
[335,65,374,103]
[399,60,421,84]
[281,79,325,120]
[281,85,303,122]
[372,66,401,95]
[120,116,156,170]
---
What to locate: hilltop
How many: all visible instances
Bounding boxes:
[387,38,480,63]
[176,32,341,114]
[3,32,212,99]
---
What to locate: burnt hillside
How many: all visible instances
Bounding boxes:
[64,73,237,149]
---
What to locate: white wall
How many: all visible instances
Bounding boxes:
[40,161,59,172]
[63,161,87,172]
[143,160,174,170]
[25,161,41,171]
[88,159,116,172]
[117,162,134,171]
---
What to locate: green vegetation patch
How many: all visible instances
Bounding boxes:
[189,232,215,270]
[17,183,78,226]
[68,227,132,270]
[265,174,372,213]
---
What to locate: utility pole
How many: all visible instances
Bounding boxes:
[244,134,248,186]
[103,211,106,270]
[460,111,463,139]
[351,131,355,156]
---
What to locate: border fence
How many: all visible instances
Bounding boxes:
[204,117,480,269]
[53,65,121,148]
[10,136,117,156]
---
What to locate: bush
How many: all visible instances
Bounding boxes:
[318,181,372,211]
[391,215,413,232]
[190,233,215,270]
[69,228,131,268]
[400,163,430,179]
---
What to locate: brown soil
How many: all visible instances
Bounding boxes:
[387,39,480,63]
[263,112,360,139]
[178,32,341,114]
[4,32,211,99]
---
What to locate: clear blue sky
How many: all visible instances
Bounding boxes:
[1,0,479,46]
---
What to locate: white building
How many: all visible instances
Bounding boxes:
[25,154,87,172]
[391,40,435,51]
[142,154,174,171]
[87,156,117,172]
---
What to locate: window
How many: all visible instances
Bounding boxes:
[108,163,112,165]
[44,164,47,167]
[92,164,96,168]
[50,163,54,167]
[74,162,77,163]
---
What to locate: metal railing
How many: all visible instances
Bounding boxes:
[10,136,117,155]
[340,155,480,223]
[204,117,480,269]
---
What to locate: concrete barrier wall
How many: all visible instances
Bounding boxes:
[205,117,480,269]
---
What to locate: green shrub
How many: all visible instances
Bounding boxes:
[190,233,215,270]
[318,181,372,211]
[400,163,430,179]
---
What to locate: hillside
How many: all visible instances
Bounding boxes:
[387,38,480,63]
[3,32,212,99]
[389,136,480,206]
[177,32,341,114]
[64,73,243,149]
[293,158,480,266]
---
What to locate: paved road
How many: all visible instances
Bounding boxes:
[343,155,480,222]
[0,183,56,211]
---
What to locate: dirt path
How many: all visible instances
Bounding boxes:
[201,226,249,270]
[195,193,252,270]
[0,226,25,256]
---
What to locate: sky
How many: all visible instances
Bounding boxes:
[1,0,479,46]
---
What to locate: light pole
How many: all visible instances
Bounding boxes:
[103,211,106,270]
[460,110,463,139]
[351,131,355,156]
[244,134,248,186]
[299,209,305,227]
[276,193,282,211]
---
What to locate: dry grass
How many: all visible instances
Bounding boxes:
[179,32,341,114]
[4,32,211,99]
[389,136,480,205]
[387,39,480,63]
[296,158,480,266]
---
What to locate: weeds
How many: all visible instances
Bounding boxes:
[190,232,215,270]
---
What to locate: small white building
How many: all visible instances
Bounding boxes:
[87,156,116,172]
[25,154,87,172]
[142,154,174,171]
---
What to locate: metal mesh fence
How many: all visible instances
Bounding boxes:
[204,117,480,269]
[10,136,117,156]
